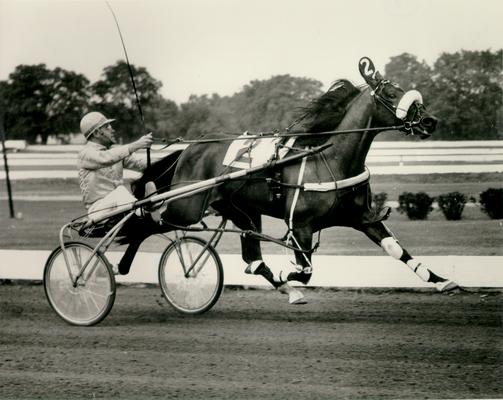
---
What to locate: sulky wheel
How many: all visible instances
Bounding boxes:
[158,236,224,314]
[43,241,116,326]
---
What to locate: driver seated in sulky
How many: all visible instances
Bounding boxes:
[77,111,161,223]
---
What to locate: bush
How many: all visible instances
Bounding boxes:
[372,192,388,210]
[479,188,503,219]
[437,191,467,220]
[397,192,434,220]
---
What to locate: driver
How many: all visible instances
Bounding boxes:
[77,111,160,223]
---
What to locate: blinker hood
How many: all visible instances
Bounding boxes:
[395,90,423,120]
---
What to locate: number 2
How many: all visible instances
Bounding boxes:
[360,58,377,79]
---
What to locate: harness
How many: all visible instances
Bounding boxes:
[278,84,416,263]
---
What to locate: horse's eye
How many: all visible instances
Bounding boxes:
[387,92,397,99]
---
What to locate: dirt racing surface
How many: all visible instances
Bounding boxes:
[1,284,502,399]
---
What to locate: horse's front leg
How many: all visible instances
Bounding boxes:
[217,204,305,305]
[212,203,276,285]
[261,225,314,305]
[359,221,458,291]
[240,229,306,305]
[284,226,314,285]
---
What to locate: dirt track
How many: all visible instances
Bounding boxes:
[0,284,502,399]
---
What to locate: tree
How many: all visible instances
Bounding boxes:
[143,95,179,140]
[172,75,324,139]
[45,67,91,143]
[91,60,163,141]
[0,64,90,143]
[175,94,232,139]
[384,53,433,95]
[429,50,503,140]
[232,75,323,132]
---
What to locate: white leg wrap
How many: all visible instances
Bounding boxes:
[245,260,263,274]
[248,260,263,273]
[380,237,403,260]
[406,259,430,282]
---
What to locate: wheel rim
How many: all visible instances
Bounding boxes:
[45,244,114,325]
[160,238,222,313]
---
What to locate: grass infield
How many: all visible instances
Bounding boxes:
[1,173,502,255]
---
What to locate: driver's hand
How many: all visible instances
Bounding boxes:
[129,133,154,153]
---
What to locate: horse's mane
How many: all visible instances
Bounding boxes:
[301,79,362,132]
[294,79,362,146]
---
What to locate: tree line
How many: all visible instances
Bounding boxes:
[0,49,501,144]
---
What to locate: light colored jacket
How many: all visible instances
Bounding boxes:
[77,141,146,208]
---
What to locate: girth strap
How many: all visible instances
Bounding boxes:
[303,167,370,192]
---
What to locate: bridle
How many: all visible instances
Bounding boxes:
[370,79,432,136]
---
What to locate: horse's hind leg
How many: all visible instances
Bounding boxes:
[118,239,143,275]
[359,221,458,291]
[238,215,276,286]
[241,223,306,305]
[212,203,274,284]
[213,203,305,304]
[117,217,161,275]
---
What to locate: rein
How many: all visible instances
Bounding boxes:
[158,123,406,147]
[152,80,424,149]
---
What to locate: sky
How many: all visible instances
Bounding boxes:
[0,0,502,104]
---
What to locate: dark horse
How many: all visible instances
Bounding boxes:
[123,57,457,304]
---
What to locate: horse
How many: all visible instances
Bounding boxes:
[123,57,458,304]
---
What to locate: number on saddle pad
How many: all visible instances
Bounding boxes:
[222,134,296,169]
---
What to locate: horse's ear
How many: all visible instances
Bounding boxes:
[359,57,383,88]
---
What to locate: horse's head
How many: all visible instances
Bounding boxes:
[359,57,437,138]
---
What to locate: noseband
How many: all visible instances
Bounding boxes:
[370,80,426,134]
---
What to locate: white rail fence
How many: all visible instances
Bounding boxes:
[2,141,503,179]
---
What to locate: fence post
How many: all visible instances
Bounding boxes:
[0,108,15,218]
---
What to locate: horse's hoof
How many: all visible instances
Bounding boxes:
[436,280,458,292]
[289,291,308,305]
[278,283,307,305]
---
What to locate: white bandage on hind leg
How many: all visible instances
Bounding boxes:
[406,259,431,282]
[380,237,403,260]
[247,260,263,274]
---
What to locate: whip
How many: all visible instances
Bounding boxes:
[106,1,151,166]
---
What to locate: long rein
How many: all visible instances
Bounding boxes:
[152,123,407,147]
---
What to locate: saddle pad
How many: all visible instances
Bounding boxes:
[222,134,296,169]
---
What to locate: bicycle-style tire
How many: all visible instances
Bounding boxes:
[158,236,223,314]
[43,241,116,326]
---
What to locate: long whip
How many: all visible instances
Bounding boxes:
[106,1,151,167]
